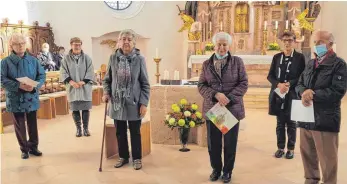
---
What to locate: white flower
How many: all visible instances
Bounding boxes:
[184,111,191,117]
[165,115,170,120]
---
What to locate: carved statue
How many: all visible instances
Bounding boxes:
[291,19,305,43]
[189,22,202,41]
[296,9,314,31]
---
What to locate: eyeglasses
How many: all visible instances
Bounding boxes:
[282,39,294,43]
[12,42,26,46]
[72,43,82,47]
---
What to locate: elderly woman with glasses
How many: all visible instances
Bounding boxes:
[1,33,45,159]
[102,29,150,170]
[267,32,306,159]
[198,32,248,183]
[60,37,96,137]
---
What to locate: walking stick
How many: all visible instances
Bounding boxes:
[99,102,108,172]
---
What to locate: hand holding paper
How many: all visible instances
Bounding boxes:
[16,77,39,88]
[291,100,315,122]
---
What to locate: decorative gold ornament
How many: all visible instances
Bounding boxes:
[153,58,161,84]
[100,39,118,50]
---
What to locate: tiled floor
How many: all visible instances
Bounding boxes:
[1,100,347,184]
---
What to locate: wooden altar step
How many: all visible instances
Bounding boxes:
[244,87,270,110]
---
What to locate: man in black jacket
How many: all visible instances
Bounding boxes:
[267,32,306,159]
[296,31,347,184]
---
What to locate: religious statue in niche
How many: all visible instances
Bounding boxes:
[234,3,250,33]
[238,39,245,50]
[177,5,201,41]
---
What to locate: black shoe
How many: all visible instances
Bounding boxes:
[114,158,129,168]
[209,170,221,181]
[21,152,29,159]
[76,127,82,137]
[83,128,91,136]
[29,148,42,156]
[221,172,232,183]
[274,149,285,158]
[285,150,294,159]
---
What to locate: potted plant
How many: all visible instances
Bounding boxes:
[267,42,281,55]
[164,98,205,152]
[204,42,214,55]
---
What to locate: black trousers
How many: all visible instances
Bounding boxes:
[114,120,142,160]
[276,111,296,150]
[207,120,240,174]
[12,111,38,153]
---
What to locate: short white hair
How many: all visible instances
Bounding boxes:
[42,43,49,48]
[8,33,27,46]
[212,32,232,45]
[118,29,137,44]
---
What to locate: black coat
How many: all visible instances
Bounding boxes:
[296,52,347,132]
[267,50,306,116]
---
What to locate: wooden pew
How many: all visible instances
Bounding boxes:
[37,96,54,119]
[104,117,151,159]
[41,91,69,115]
[92,86,104,106]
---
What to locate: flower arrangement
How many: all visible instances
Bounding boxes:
[164,99,205,130]
[268,42,281,51]
[204,42,214,52]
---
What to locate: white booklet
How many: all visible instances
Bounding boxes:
[16,77,39,87]
[291,100,315,123]
[274,88,287,99]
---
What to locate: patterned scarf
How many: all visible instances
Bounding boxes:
[72,53,81,63]
[213,56,227,77]
[113,48,136,112]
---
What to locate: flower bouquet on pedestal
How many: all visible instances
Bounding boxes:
[164,99,205,152]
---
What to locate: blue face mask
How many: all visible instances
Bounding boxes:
[314,44,328,58]
[215,52,228,59]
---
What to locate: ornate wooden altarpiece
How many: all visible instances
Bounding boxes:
[0,19,60,59]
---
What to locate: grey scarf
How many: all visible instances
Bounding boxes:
[113,49,137,111]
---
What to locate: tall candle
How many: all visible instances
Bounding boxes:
[220,22,223,31]
[264,21,267,30]
[209,21,212,31]
[275,21,278,30]
[156,48,159,58]
[285,20,289,30]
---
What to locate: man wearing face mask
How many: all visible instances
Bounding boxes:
[296,31,347,184]
[53,46,65,71]
[37,43,56,71]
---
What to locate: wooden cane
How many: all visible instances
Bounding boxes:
[99,102,108,172]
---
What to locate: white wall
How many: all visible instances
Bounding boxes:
[26,1,188,84]
[313,2,347,60]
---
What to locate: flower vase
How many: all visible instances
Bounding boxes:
[178,128,190,152]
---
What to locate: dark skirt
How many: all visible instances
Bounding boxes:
[69,101,92,111]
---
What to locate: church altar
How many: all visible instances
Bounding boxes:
[188,54,273,68]
[188,54,273,87]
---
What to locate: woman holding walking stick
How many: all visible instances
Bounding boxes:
[102,29,150,170]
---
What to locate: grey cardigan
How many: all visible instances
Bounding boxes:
[103,49,150,121]
[60,51,95,102]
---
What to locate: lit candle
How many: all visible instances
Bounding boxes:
[264,21,267,30]
[285,20,289,30]
[220,22,223,31]
[156,48,159,58]
[209,21,212,31]
[275,21,278,30]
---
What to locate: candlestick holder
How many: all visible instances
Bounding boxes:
[261,30,268,55]
[273,29,278,43]
[284,29,290,33]
[153,58,161,84]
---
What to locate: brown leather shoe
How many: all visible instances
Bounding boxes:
[114,158,129,168]
[133,159,142,170]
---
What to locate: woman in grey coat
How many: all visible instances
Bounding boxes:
[102,29,150,170]
[60,37,95,137]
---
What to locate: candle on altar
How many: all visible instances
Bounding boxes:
[155,48,159,58]
[285,20,289,30]
[209,21,212,31]
[220,22,223,31]
[275,21,278,30]
[164,70,169,80]
[264,21,267,30]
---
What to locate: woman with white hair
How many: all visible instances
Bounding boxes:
[37,43,56,71]
[1,33,46,159]
[102,29,150,170]
[198,32,248,183]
